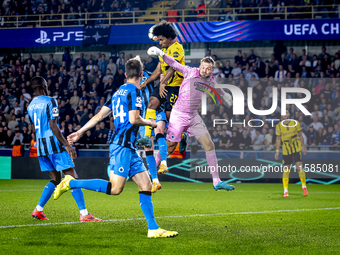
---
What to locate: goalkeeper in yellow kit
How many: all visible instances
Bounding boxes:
[275,110,308,198]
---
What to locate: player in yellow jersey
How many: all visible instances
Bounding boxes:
[275,110,308,198]
[137,21,185,174]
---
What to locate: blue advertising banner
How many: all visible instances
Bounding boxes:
[107,24,151,45]
[0,19,340,48]
[172,19,340,43]
[0,27,83,48]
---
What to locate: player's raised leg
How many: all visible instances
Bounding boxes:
[155,119,169,174]
[144,136,161,193]
[54,144,130,199]
[62,167,102,221]
[197,133,235,191]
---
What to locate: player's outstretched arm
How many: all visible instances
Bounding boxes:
[147,46,189,77]
[68,106,112,144]
[129,110,157,128]
[140,62,162,89]
[50,119,77,159]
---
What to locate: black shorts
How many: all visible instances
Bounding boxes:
[282,151,302,165]
[151,85,180,111]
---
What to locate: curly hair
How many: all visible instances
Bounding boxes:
[152,21,177,40]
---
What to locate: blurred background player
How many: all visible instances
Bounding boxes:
[138,21,185,175]
[54,57,178,238]
[29,133,38,157]
[28,76,101,222]
[12,139,24,157]
[146,46,234,191]
[275,110,308,198]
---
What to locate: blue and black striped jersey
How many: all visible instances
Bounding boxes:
[27,96,65,157]
[141,71,154,119]
[105,83,144,150]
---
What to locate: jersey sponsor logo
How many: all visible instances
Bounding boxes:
[136,96,142,108]
[173,51,179,58]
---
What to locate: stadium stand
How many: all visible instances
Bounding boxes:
[0,0,338,28]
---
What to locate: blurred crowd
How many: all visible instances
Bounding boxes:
[0,50,158,149]
[218,0,340,21]
[1,44,340,151]
[0,0,154,27]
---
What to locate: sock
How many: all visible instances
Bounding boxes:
[152,178,159,183]
[161,160,167,166]
[71,188,86,211]
[144,109,156,137]
[298,170,306,187]
[70,179,109,193]
[206,150,221,185]
[80,209,89,216]
[36,205,44,211]
[37,182,56,210]
[157,136,168,162]
[283,167,290,191]
[139,191,159,230]
[155,151,161,168]
[146,151,158,181]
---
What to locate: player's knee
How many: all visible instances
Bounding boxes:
[110,186,124,195]
[141,182,152,192]
[105,182,122,195]
[147,100,157,110]
[155,133,165,143]
[50,179,60,186]
[204,141,215,152]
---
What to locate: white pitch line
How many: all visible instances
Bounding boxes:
[1,207,339,229]
[0,190,41,192]
[0,190,339,194]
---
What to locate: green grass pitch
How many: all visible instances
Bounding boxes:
[0,180,339,254]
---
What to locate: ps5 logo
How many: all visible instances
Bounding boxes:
[35,30,50,44]
[35,30,83,44]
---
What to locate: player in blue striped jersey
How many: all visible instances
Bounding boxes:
[139,71,169,193]
[54,57,178,238]
[28,76,101,222]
